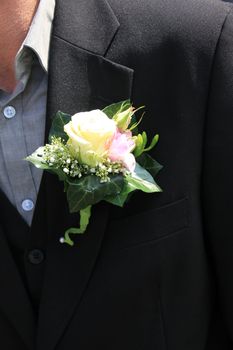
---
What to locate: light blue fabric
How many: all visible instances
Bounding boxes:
[0,0,55,225]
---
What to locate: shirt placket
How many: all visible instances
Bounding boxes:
[0,93,38,225]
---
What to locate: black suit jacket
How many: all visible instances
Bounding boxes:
[1,0,233,349]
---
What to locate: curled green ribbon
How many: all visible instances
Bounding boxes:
[60,205,92,246]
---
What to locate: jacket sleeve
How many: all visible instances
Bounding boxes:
[203,5,233,340]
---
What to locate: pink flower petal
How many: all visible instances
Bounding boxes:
[108,129,136,171]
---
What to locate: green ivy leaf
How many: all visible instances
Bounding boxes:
[49,168,69,182]
[25,147,50,170]
[105,182,133,207]
[137,153,163,178]
[26,148,70,182]
[49,111,71,142]
[125,163,162,193]
[106,161,162,207]
[66,174,125,213]
[102,100,131,119]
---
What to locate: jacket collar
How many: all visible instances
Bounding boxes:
[51,0,120,56]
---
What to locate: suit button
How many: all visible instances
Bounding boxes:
[28,249,45,265]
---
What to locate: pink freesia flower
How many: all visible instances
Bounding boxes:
[108,130,136,172]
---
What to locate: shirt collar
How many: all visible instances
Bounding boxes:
[16,0,55,75]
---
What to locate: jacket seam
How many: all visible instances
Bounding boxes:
[200,6,233,195]
[205,6,233,110]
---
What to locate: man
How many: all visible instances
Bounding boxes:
[0,0,233,349]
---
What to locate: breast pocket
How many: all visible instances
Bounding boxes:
[105,197,190,251]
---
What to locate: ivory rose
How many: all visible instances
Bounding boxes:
[64,110,117,167]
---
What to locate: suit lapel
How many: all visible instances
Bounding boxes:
[37,1,133,350]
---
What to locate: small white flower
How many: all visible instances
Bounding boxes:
[63,168,69,174]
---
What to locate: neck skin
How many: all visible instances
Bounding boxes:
[0,0,39,93]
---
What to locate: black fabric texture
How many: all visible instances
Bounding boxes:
[0,0,233,349]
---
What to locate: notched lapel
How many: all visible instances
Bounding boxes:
[52,0,120,56]
[37,1,134,350]
[45,38,134,130]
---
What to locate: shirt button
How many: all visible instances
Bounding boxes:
[22,199,34,212]
[3,106,16,119]
[28,249,45,265]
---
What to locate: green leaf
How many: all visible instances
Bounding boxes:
[106,161,162,207]
[48,168,69,182]
[125,163,162,193]
[66,174,125,213]
[25,147,50,170]
[61,206,92,246]
[105,182,133,207]
[49,111,71,142]
[105,193,128,207]
[137,153,163,178]
[26,148,70,181]
[102,100,131,119]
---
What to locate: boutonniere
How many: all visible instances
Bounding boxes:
[26,100,163,246]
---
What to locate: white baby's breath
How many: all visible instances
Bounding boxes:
[35,136,124,182]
